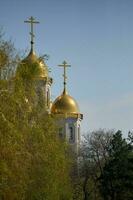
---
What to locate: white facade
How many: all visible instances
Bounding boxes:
[57,116,82,154]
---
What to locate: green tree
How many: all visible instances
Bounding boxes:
[0,35,73,199]
[78,129,113,200]
[99,130,133,200]
[0,76,73,200]
[0,30,20,79]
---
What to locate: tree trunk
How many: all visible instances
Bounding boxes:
[83,176,89,200]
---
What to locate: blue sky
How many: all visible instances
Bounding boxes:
[0,0,133,135]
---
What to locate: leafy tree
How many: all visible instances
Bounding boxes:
[0,29,20,79]
[77,130,133,200]
[78,129,113,200]
[0,35,73,199]
[99,130,133,200]
[0,77,73,200]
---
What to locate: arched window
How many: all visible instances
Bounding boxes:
[46,89,50,107]
[78,125,80,141]
[69,126,75,143]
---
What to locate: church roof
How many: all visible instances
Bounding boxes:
[20,50,49,79]
[51,60,82,118]
[51,89,80,115]
[16,16,49,79]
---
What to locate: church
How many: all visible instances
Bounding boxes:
[18,16,83,153]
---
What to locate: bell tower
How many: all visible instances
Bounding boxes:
[17,16,52,111]
[51,61,83,154]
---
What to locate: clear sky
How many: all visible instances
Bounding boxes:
[0,0,133,135]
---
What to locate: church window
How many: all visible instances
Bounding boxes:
[69,126,75,142]
[78,125,80,141]
[46,89,50,106]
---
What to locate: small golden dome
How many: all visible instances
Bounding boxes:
[51,91,80,115]
[17,50,48,78]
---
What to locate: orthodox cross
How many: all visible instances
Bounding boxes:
[24,16,39,51]
[58,61,71,93]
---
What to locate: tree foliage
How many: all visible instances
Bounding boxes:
[0,29,20,79]
[79,129,113,200]
[0,36,72,200]
[79,130,133,200]
[0,80,72,200]
[99,131,133,200]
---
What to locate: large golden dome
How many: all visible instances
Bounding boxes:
[17,50,48,79]
[51,91,80,115]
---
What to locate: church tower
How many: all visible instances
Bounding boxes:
[16,17,83,153]
[51,61,83,154]
[16,17,52,111]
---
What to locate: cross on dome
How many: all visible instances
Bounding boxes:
[58,61,71,94]
[24,16,39,52]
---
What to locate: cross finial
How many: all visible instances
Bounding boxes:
[58,60,71,94]
[24,16,39,52]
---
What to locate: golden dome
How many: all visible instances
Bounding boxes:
[17,50,48,79]
[51,90,80,115]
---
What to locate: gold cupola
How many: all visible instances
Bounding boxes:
[51,89,80,115]
[20,49,49,79]
[17,16,48,79]
[51,61,82,118]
